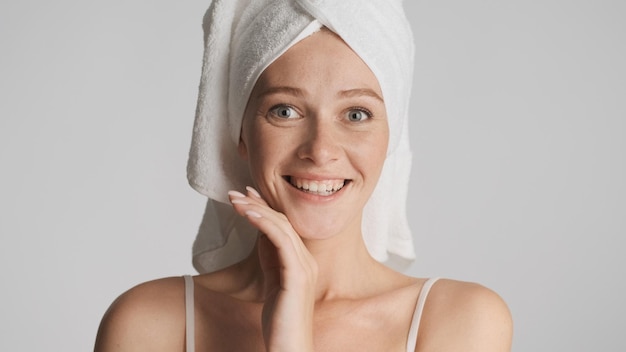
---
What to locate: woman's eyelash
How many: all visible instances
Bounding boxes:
[346,107,373,122]
[265,104,374,121]
[268,104,300,119]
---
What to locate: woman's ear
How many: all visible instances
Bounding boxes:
[238,135,248,160]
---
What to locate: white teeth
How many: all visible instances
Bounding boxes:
[289,177,345,196]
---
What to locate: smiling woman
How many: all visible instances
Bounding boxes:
[238,29,390,243]
[94,0,512,351]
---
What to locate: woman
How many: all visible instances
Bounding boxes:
[95,0,512,351]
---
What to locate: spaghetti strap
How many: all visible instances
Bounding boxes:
[406,278,440,352]
[183,275,195,352]
[183,275,436,352]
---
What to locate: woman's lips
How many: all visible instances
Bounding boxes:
[284,176,348,196]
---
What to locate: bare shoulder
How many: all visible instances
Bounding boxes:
[415,279,513,352]
[94,277,186,352]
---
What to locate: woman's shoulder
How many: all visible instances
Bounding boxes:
[416,278,513,352]
[94,276,187,352]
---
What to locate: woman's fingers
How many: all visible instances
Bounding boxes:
[227,187,317,286]
[228,187,297,251]
[243,187,314,265]
[246,186,262,198]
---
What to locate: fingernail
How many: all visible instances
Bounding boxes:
[230,199,248,205]
[246,186,261,198]
[228,190,246,198]
[245,210,262,218]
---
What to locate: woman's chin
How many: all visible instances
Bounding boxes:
[287,213,358,242]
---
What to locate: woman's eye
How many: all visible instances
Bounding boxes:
[270,105,300,119]
[347,109,371,122]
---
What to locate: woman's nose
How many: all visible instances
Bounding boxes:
[296,118,341,165]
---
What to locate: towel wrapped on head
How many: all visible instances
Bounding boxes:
[188,0,416,273]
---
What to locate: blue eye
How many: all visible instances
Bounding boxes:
[270,105,299,119]
[347,109,371,122]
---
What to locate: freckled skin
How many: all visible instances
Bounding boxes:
[94,29,513,352]
[239,29,389,243]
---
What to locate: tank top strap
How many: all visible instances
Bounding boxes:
[406,278,441,352]
[184,275,439,352]
[183,275,195,352]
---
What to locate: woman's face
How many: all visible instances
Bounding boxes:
[239,29,389,240]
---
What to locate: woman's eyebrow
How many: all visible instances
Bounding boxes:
[338,88,384,102]
[255,86,306,99]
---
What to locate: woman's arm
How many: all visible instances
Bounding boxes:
[415,280,513,352]
[94,278,186,352]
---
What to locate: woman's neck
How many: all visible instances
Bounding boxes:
[232,230,401,303]
[304,232,389,300]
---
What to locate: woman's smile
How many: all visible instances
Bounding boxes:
[238,28,389,240]
[284,176,349,197]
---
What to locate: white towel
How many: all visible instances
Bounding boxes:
[188,0,416,273]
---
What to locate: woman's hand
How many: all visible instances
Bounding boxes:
[229,187,318,352]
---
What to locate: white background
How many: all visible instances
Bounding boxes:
[1,1,624,351]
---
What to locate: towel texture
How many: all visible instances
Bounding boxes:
[188,0,416,273]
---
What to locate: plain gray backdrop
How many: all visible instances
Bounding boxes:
[1,1,624,351]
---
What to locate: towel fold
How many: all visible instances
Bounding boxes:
[188,0,416,273]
